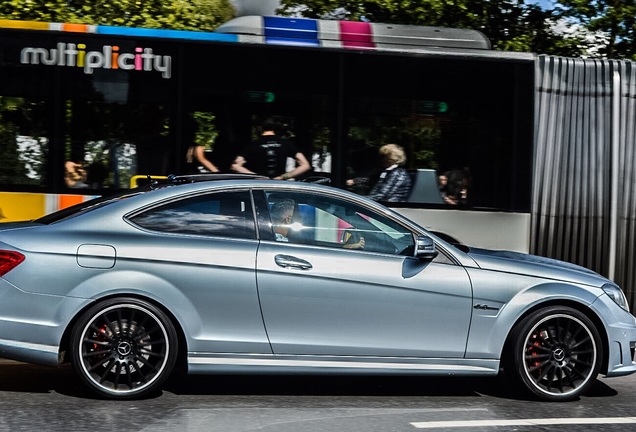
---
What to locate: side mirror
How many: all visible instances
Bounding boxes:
[415,235,438,260]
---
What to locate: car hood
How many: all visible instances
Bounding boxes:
[464,246,608,287]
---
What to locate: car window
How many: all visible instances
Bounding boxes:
[129,190,256,239]
[264,190,415,255]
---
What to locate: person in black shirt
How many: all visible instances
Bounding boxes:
[231,117,310,180]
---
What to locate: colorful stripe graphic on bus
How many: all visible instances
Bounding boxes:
[0,192,96,222]
[215,16,491,50]
[259,17,375,49]
[0,15,491,73]
[0,19,238,43]
[0,17,403,51]
[339,21,374,48]
[20,43,172,78]
[262,16,320,46]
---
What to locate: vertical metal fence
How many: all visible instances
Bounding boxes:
[533,55,636,307]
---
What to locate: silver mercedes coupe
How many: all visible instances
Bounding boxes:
[0,175,634,401]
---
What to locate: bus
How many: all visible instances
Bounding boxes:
[0,15,535,253]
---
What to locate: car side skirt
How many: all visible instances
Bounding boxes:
[187,353,500,376]
[0,338,59,365]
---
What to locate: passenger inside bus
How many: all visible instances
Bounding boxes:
[64,160,88,189]
[439,168,471,205]
[347,144,412,202]
[185,144,220,174]
[184,116,220,174]
[231,117,310,180]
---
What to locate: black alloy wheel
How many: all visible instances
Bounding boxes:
[70,298,178,399]
[508,306,602,401]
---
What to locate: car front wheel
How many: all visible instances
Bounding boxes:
[70,298,178,399]
[507,306,602,401]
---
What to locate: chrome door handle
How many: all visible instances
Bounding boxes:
[274,254,313,270]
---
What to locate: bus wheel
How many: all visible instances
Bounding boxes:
[506,306,602,401]
[70,297,178,399]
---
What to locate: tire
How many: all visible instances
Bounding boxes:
[506,306,602,401]
[70,298,178,399]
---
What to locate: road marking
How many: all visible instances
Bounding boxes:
[411,417,636,428]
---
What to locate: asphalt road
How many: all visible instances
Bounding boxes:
[0,359,635,432]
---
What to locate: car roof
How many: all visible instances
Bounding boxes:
[34,175,348,224]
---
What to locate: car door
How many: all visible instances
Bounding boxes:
[255,189,473,358]
[126,189,270,354]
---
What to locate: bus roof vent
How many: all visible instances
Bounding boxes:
[216,16,491,50]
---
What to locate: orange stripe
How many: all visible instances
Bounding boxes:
[58,194,85,210]
[62,23,89,33]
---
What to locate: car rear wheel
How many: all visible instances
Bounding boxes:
[507,306,602,401]
[70,298,178,399]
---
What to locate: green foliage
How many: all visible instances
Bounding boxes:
[0,0,235,31]
[347,117,440,170]
[278,0,636,59]
[0,97,47,185]
[278,0,590,57]
[555,0,636,59]
[4,0,636,59]
[0,0,72,22]
[193,112,218,150]
[4,0,633,58]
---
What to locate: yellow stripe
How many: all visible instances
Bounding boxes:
[0,192,46,222]
[0,192,98,222]
[0,19,51,31]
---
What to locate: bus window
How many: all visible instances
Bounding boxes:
[343,54,532,212]
[180,37,337,179]
[0,97,49,188]
[64,99,170,190]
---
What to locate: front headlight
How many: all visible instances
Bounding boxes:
[603,283,630,312]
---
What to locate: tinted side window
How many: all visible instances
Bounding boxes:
[265,190,415,255]
[129,190,255,239]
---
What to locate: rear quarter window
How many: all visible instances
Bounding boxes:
[128,190,256,239]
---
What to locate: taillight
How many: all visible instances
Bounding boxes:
[0,250,25,276]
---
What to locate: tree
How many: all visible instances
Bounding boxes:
[278,0,588,56]
[555,0,636,59]
[0,0,235,32]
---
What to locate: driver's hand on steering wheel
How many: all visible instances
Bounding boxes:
[343,236,365,249]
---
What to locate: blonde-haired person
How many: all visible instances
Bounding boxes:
[348,144,412,202]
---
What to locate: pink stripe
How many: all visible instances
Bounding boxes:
[339,21,374,48]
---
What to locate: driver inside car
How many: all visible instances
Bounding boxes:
[270,199,365,249]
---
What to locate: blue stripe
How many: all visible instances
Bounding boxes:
[96,25,238,42]
[265,37,320,47]
[263,16,318,42]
